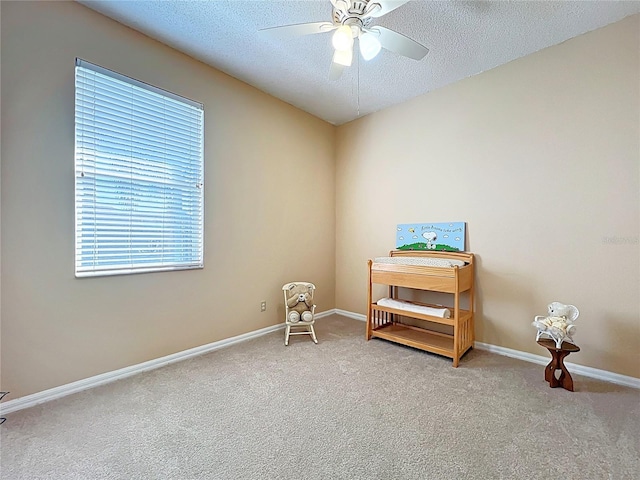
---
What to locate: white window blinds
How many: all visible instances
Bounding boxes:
[74,59,204,277]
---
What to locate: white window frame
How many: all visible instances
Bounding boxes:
[74,59,204,277]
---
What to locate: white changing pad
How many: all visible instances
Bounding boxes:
[374,256,465,268]
[376,298,451,318]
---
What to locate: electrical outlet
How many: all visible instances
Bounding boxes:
[260,301,267,312]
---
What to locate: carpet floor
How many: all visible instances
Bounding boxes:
[1,315,639,479]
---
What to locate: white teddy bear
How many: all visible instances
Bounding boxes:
[533,301,579,348]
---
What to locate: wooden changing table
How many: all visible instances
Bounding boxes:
[366,250,475,367]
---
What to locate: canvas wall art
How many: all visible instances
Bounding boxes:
[396,222,466,251]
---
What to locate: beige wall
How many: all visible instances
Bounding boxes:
[336,16,640,378]
[1,1,336,398]
[1,3,638,401]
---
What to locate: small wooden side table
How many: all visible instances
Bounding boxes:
[537,339,580,392]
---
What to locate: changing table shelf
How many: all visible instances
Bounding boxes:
[372,301,473,327]
[372,324,454,358]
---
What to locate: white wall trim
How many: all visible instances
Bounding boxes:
[474,342,640,389]
[1,310,338,415]
[0,321,286,415]
[313,309,335,320]
[334,308,366,321]
[3,308,637,415]
[332,309,640,389]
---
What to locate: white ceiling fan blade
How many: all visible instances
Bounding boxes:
[367,0,411,18]
[372,26,429,60]
[259,22,336,39]
[328,61,345,81]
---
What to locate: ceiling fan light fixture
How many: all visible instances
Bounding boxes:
[359,31,381,61]
[333,47,353,67]
[332,25,354,51]
[261,0,427,81]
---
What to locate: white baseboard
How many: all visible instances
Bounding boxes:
[0,321,287,415]
[3,309,637,415]
[334,309,366,321]
[474,342,640,389]
[313,309,335,320]
[0,310,342,415]
[332,309,640,389]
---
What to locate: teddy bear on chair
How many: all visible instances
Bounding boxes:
[283,282,317,346]
[532,301,579,348]
[285,283,314,324]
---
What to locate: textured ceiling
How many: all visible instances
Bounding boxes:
[79,0,639,125]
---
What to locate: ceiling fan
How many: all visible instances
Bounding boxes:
[259,0,429,80]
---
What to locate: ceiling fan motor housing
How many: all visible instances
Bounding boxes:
[333,0,377,32]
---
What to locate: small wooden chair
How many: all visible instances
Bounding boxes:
[282,282,317,346]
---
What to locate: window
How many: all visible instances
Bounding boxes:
[74,59,204,277]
